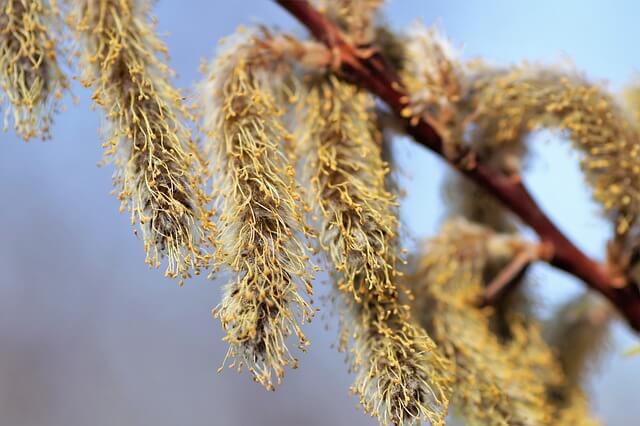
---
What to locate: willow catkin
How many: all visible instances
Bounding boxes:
[410,219,562,425]
[70,0,214,284]
[0,0,68,140]
[200,30,314,391]
[453,66,640,301]
[402,23,465,160]
[344,297,452,426]
[298,77,452,425]
[299,77,398,300]
[458,67,640,238]
[412,219,602,424]
[554,388,602,426]
[405,25,640,238]
[546,293,613,389]
[404,38,624,422]
[432,64,609,422]
[313,0,384,45]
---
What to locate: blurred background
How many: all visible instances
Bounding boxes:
[1,0,640,425]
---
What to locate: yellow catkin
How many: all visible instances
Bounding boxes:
[200,30,314,391]
[300,77,398,300]
[402,23,464,159]
[403,27,522,231]
[554,388,602,426]
[398,23,604,425]
[313,0,384,45]
[541,293,609,426]
[459,67,640,237]
[547,293,613,387]
[434,70,604,422]
[405,26,640,238]
[344,297,452,426]
[410,219,563,425]
[0,0,68,140]
[298,77,452,425]
[70,0,214,284]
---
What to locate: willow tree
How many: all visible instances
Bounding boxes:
[1,0,639,424]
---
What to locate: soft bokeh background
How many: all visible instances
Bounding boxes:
[1,1,640,425]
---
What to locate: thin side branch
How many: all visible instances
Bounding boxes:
[275,0,640,332]
[481,245,539,306]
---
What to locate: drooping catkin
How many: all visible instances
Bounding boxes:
[200,30,314,390]
[457,67,640,238]
[343,297,452,426]
[298,77,452,425]
[70,0,214,283]
[404,25,640,238]
[538,293,609,426]
[546,293,613,388]
[554,388,602,426]
[313,0,384,45]
[299,76,398,300]
[0,0,68,140]
[402,23,465,160]
[410,219,562,425]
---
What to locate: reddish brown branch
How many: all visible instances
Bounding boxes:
[275,0,640,332]
[482,249,536,306]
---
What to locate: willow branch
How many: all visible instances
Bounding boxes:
[274,0,640,332]
[481,246,537,306]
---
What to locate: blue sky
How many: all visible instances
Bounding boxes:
[0,1,639,425]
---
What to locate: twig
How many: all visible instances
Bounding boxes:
[481,242,551,306]
[482,251,534,306]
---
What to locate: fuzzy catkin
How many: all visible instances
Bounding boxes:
[458,67,640,237]
[404,38,622,424]
[402,23,465,160]
[0,0,68,140]
[201,30,314,391]
[340,297,451,426]
[405,26,640,238]
[410,219,566,425]
[298,77,452,425]
[313,0,384,45]
[299,77,398,300]
[410,219,603,425]
[546,293,612,389]
[71,0,214,284]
